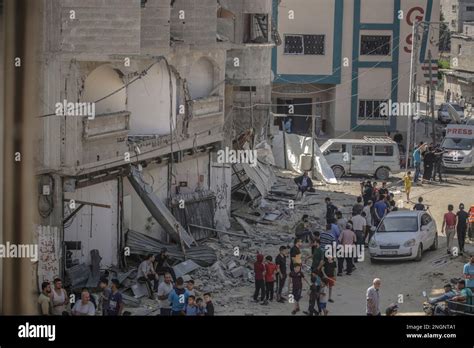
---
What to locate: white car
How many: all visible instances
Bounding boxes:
[369,211,438,262]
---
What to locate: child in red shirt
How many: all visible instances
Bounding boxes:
[263,255,278,304]
[253,254,266,303]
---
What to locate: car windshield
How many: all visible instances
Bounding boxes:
[378,217,418,232]
[442,138,473,150]
[451,104,462,111]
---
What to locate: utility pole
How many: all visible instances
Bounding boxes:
[311,112,315,179]
[428,49,436,145]
[405,21,419,170]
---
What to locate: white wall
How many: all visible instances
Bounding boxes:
[127,61,177,135]
[64,180,118,267]
[360,0,394,23]
[82,64,126,115]
[277,0,335,76]
[123,164,169,241]
[188,57,214,100]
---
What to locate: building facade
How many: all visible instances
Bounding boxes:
[272,0,440,139]
[443,23,474,103]
[36,0,273,280]
[441,0,474,33]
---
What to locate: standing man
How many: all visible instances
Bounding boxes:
[363,201,373,245]
[106,279,124,316]
[442,204,457,255]
[463,254,474,292]
[290,239,303,272]
[168,277,190,316]
[412,142,424,184]
[459,96,466,111]
[253,253,266,303]
[374,195,388,227]
[38,281,52,315]
[157,272,174,316]
[366,278,381,316]
[325,197,338,224]
[352,212,367,259]
[446,89,451,103]
[275,246,288,303]
[456,204,469,255]
[432,145,444,182]
[51,278,68,316]
[422,146,436,183]
[352,196,364,216]
[338,223,356,276]
[98,278,111,316]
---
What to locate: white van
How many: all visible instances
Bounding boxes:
[441,124,474,174]
[321,136,401,180]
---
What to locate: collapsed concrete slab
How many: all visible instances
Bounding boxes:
[128,166,196,248]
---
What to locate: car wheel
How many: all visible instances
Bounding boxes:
[415,244,423,261]
[331,165,344,179]
[429,233,438,251]
[375,167,390,180]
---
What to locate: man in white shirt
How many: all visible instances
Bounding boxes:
[72,289,96,316]
[157,272,174,316]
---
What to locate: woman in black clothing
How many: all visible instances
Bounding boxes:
[422,146,436,182]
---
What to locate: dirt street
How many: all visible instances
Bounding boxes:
[220,173,474,316]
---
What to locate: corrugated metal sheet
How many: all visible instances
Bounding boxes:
[170,190,216,241]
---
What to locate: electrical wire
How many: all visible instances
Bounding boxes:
[36,58,167,118]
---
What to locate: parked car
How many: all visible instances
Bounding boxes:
[438,103,465,124]
[321,136,401,180]
[369,211,438,262]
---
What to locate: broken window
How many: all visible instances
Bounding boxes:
[360,35,391,56]
[358,100,389,119]
[284,34,325,55]
[243,14,269,43]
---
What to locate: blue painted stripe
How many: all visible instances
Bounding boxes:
[360,23,394,30]
[357,61,393,68]
[351,0,361,129]
[390,0,401,132]
[419,0,434,64]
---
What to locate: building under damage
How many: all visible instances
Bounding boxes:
[35,0,277,292]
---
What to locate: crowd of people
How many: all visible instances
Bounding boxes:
[253,187,405,316]
[410,141,445,186]
[38,248,215,316]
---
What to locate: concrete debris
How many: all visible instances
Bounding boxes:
[126,230,217,266]
[227,260,237,270]
[131,283,149,299]
[121,293,141,307]
[67,263,91,289]
[128,166,196,247]
[229,266,245,278]
[172,260,201,279]
[234,217,255,235]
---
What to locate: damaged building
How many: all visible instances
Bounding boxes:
[35,0,275,294]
